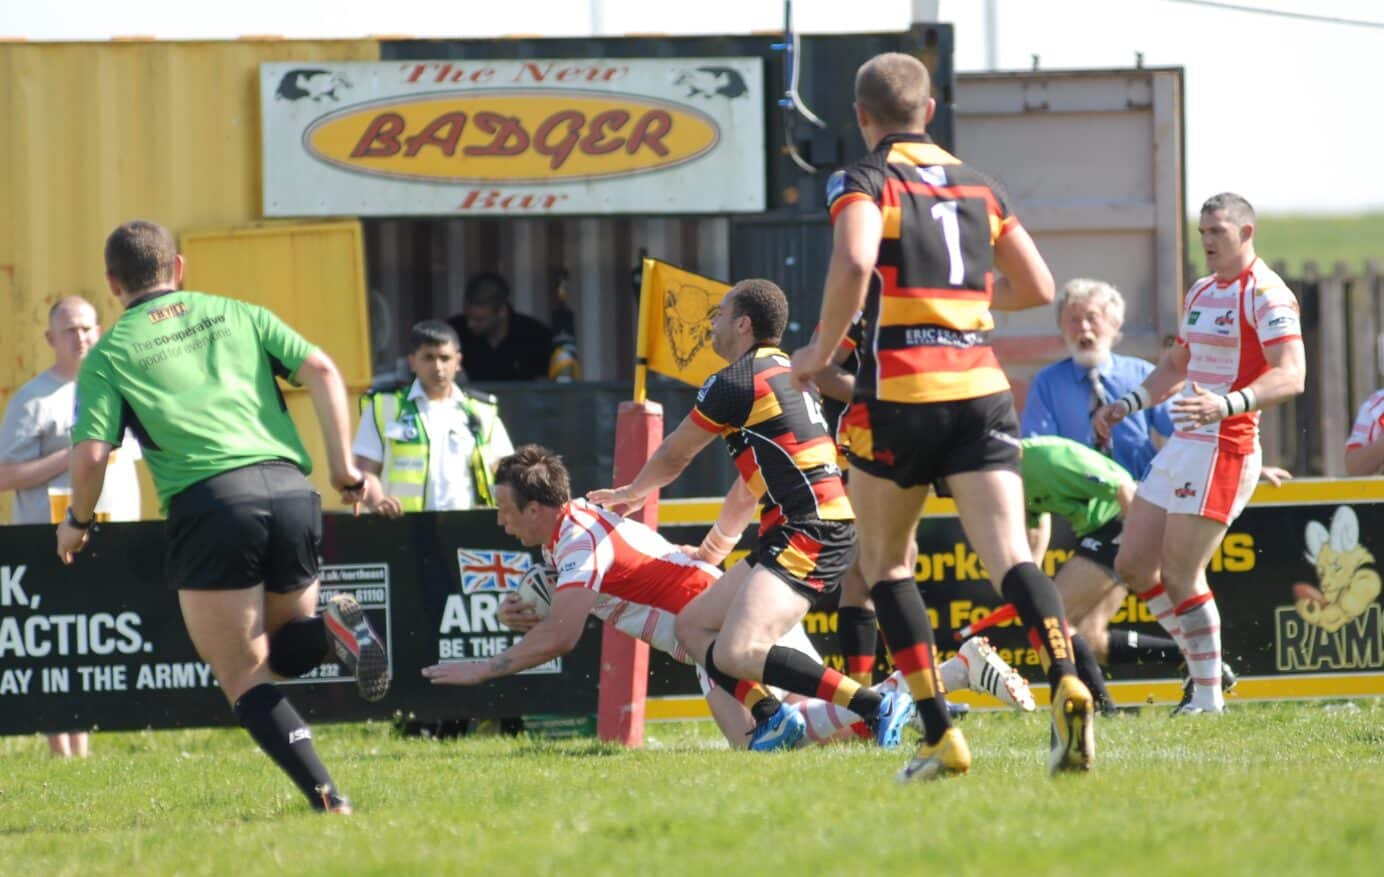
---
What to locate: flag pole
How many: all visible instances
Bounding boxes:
[633,257,654,404]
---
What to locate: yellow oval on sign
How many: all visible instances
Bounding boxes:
[305,90,721,184]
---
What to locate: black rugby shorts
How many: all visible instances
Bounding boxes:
[1071,517,1123,572]
[166,460,322,592]
[749,519,856,605]
[842,390,1022,489]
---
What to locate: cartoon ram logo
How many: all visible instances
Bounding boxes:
[1294,506,1381,632]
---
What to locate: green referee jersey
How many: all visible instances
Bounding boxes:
[73,290,316,511]
[1020,435,1128,537]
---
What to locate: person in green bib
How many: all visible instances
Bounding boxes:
[55,219,389,814]
[1020,435,1136,654]
[354,321,514,517]
[954,435,1136,715]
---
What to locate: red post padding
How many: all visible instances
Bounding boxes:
[597,399,663,745]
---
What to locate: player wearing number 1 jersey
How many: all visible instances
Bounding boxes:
[791,52,1094,781]
[591,279,915,752]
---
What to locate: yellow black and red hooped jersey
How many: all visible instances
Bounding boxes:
[827,132,1020,405]
[690,345,853,532]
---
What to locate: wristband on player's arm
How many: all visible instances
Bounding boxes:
[1221,387,1258,417]
[699,522,740,565]
[1113,385,1152,416]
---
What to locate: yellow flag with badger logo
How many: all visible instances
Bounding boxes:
[634,258,732,402]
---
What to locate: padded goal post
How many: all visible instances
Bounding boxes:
[599,258,730,745]
[597,399,663,745]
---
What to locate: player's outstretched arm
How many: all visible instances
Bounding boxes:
[587,414,717,514]
[423,587,599,685]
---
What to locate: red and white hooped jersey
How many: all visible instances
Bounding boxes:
[590,597,693,664]
[543,499,719,614]
[1347,389,1384,451]
[1177,259,1301,453]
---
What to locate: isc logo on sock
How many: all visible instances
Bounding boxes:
[288,728,312,744]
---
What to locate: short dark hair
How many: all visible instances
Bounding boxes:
[105,220,178,293]
[495,444,571,508]
[464,272,511,310]
[728,279,789,343]
[409,320,461,354]
[1201,192,1256,227]
[855,52,932,129]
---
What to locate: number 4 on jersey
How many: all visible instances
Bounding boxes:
[802,391,828,430]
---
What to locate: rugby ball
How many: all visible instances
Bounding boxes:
[516,564,556,619]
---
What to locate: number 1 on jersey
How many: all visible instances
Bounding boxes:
[930,201,965,286]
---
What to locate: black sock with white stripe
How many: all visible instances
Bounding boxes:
[1106,628,1181,665]
[234,683,338,809]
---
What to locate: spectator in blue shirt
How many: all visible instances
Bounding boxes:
[1020,278,1247,699]
[1021,278,1172,479]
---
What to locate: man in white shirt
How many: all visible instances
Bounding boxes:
[354,321,514,516]
[0,295,142,757]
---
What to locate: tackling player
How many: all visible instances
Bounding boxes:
[587,280,915,752]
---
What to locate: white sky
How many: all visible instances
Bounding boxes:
[6,0,1383,213]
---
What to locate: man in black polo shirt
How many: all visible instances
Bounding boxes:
[448,273,556,382]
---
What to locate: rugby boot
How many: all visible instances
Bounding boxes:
[324,594,391,702]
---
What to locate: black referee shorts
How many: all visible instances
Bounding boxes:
[1071,517,1123,572]
[166,460,322,593]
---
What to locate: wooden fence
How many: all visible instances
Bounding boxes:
[1264,260,1384,476]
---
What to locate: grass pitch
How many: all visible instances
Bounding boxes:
[1,700,1381,877]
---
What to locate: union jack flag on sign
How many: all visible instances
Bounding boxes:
[456,549,533,594]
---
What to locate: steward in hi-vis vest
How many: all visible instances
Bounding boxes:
[353,321,515,516]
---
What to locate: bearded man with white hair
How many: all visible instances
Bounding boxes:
[1020,278,1174,480]
[1018,280,1185,684]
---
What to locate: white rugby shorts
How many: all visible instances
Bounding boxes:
[1138,436,1260,525]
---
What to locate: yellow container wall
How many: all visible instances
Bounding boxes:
[181,220,372,388]
[0,39,379,523]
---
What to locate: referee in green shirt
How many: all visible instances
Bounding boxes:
[55,220,387,814]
